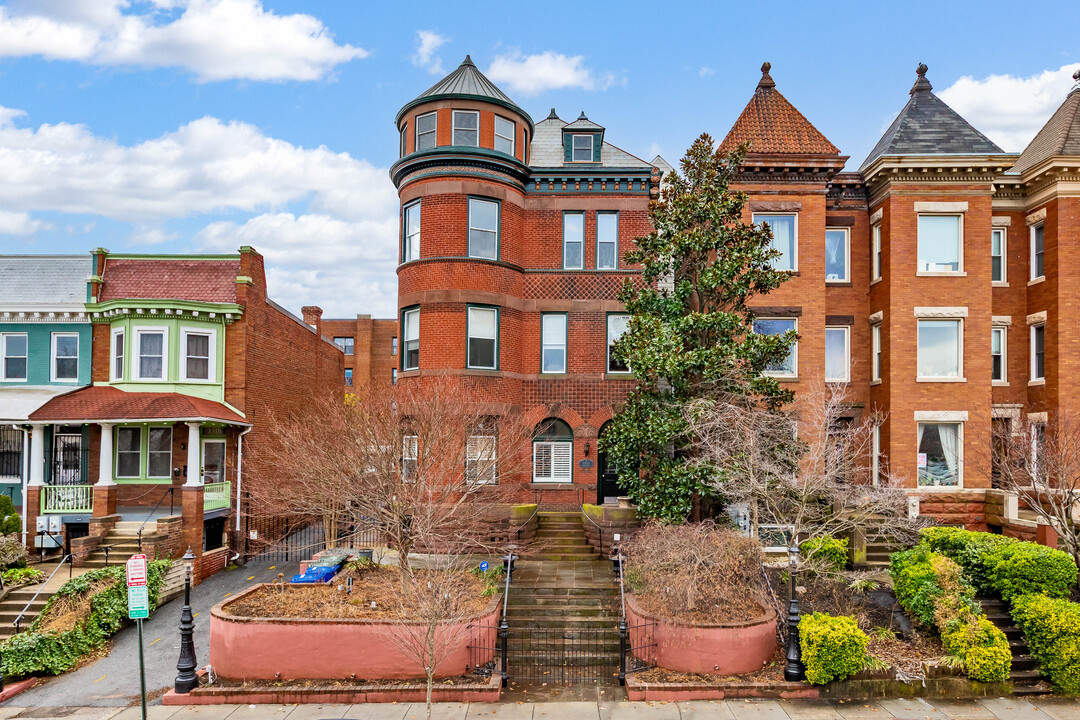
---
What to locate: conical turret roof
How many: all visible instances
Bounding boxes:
[859,64,1004,172]
[1013,70,1080,174]
[395,55,533,129]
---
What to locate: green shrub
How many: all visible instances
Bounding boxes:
[801,535,848,574]
[0,534,27,570]
[2,567,45,586]
[987,542,1077,602]
[940,616,1011,683]
[1012,594,1080,694]
[0,497,21,535]
[1,559,170,677]
[799,612,869,685]
[890,546,978,629]
[919,526,1016,594]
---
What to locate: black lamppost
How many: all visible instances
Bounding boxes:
[175,549,198,693]
[784,545,805,681]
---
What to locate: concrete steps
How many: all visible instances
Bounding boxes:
[979,597,1050,694]
[0,588,54,639]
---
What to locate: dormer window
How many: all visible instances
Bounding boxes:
[453,110,479,147]
[572,135,593,162]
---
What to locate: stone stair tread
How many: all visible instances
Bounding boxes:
[1010,670,1045,681]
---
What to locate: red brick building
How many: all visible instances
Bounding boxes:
[27,247,343,579]
[304,308,399,392]
[392,58,1080,526]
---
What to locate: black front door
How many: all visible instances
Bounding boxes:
[596,426,626,504]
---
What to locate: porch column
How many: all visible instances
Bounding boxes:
[28,424,45,487]
[25,424,45,552]
[184,422,202,487]
[94,423,117,518]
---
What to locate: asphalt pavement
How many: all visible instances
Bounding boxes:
[8,558,289,708]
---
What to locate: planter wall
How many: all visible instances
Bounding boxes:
[626,594,776,676]
[581,504,640,555]
[209,585,501,681]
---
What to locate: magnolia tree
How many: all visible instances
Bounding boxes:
[250,377,531,588]
[991,410,1080,570]
[692,373,919,561]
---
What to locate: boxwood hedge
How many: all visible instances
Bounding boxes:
[799,612,869,685]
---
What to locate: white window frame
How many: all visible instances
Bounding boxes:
[334,336,355,355]
[1,332,27,382]
[824,326,850,383]
[563,211,584,270]
[115,426,142,479]
[415,112,437,151]
[532,440,572,483]
[753,213,798,272]
[50,332,79,383]
[871,323,882,383]
[991,228,1007,285]
[494,115,515,156]
[916,214,964,275]
[111,327,125,382]
[871,423,882,487]
[466,306,499,371]
[452,110,479,147]
[606,313,631,374]
[467,197,499,260]
[825,227,850,283]
[135,327,169,381]
[916,318,964,382]
[1031,323,1045,382]
[754,317,798,379]
[992,326,1007,385]
[202,437,226,484]
[1031,223,1045,282]
[871,223,882,283]
[541,313,568,374]
[403,201,421,263]
[399,124,407,157]
[402,435,418,482]
[402,308,419,371]
[916,417,965,489]
[466,433,497,485]
[571,134,594,162]
[596,211,619,270]
[180,327,216,383]
[146,426,173,479]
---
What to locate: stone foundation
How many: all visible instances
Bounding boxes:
[581,504,640,555]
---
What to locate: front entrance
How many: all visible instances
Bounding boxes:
[596,422,627,505]
[202,439,226,484]
[52,433,83,485]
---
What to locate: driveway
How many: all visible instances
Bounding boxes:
[8,558,292,708]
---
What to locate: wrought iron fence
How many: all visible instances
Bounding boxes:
[506,625,622,684]
[45,449,89,486]
[0,427,22,479]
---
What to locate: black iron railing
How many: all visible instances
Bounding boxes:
[45,449,90,486]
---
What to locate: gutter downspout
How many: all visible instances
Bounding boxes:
[19,426,28,546]
[236,426,253,534]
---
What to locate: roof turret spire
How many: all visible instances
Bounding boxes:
[462,55,475,67]
[757,61,775,90]
[910,63,933,95]
[547,108,559,120]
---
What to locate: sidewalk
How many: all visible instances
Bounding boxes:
[3,698,1080,720]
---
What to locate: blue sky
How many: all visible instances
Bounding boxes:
[0,0,1077,317]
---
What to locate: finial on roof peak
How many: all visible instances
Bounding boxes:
[1072,69,1080,90]
[462,55,475,67]
[578,111,588,120]
[910,62,933,95]
[758,61,775,90]
[547,108,559,120]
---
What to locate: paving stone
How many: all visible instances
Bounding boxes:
[9,710,124,720]
[976,698,1053,719]
[877,698,947,719]
[925,700,997,719]
[403,703,469,720]
[727,700,790,720]
[1031,701,1080,720]
[834,703,893,719]
[107,708,182,720]
[465,703,533,720]
[598,700,680,720]
[677,701,737,720]
[285,705,350,719]
[156,706,239,720]
[777,700,844,719]
[224,705,293,720]
[340,705,411,720]
[533,702,598,720]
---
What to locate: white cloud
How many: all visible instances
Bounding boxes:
[0,0,367,82]
[699,66,715,78]
[0,210,49,235]
[938,64,1080,152]
[127,225,178,245]
[411,30,446,75]
[485,50,614,96]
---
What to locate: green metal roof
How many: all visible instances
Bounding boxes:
[395,55,534,131]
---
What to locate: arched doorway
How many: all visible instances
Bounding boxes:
[596,421,627,505]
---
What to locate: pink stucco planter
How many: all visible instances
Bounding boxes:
[626,594,777,676]
[209,584,501,681]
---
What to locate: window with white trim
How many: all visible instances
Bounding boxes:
[494,116,515,156]
[541,313,567,373]
[468,197,499,259]
[1031,223,1045,280]
[147,427,172,478]
[597,212,618,269]
[400,125,407,157]
[51,333,78,382]
[334,337,355,355]
[991,228,1006,283]
[466,420,497,485]
[992,327,1006,383]
[1031,423,1047,482]
[918,215,962,272]
[181,328,213,381]
[563,212,584,269]
[824,326,849,382]
[415,112,436,151]
[116,427,141,478]
[872,223,882,281]
[872,423,883,486]
[825,228,849,282]
[917,422,962,487]
[754,214,797,271]
[917,319,962,379]
[111,328,124,381]
[872,323,882,382]
[533,419,572,483]
[452,110,479,146]
[607,314,630,374]
[403,308,419,371]
[401,435,418,482]
[467,306,498,370]
[403,201,421,262]
[1031,323,1045,381]
[571,134,593,162]
[136,328,167,380]
[1,333,27,381]
[753,317,797,378]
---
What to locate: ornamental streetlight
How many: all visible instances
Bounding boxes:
[175,549,198,693]
[784,545,805,682]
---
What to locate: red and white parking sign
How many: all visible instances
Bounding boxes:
[126,554,147,587]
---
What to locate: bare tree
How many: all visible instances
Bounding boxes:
[692,372,917,553]
[991,410,1080,570]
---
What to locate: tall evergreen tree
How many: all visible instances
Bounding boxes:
[602,135,796,522]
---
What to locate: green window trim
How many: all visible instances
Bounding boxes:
[466,304,500,371]
[114,424,177,483]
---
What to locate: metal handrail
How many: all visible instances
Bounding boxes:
[512,489,542,541]
[13,554,71,634]
[578,488,603,554]
[137,487,175,552]
[617,551,627,622]
[498,549,514,687]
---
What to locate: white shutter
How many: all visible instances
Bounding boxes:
[551,442,572,482]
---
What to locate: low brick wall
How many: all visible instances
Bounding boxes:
[198,546,229,583]
[142,516,183,561]
[912,490,988,529]
[581,504,640,555]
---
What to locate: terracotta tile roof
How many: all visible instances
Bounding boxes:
[30,385,249,425]
[719,63,840,156]
[99,258,240,303]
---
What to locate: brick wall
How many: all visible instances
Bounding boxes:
[320,315,398,391]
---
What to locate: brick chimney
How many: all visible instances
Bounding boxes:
[301,306,323,336]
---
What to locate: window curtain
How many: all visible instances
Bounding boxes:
[939,424,960,484]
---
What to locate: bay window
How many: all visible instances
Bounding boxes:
[917,422,962,487]
[753,317,797,378]
[402,308,419,371]
[494,116,515,156]
[111,328,125,381]
[754,214,797,271]
[415,112,436,151]
[468,197,499,260]
[467,306,498,370]
[181,329,213,381]
[918,215,962,273]
[136,328,167,380]
[452,110,479,146]
[825,228,849,282]
[824,326,849,382]
[917,319,962,379]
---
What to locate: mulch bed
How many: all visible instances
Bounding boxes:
[637,647,787,684]
[222,565,490,619]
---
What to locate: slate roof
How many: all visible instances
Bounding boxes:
[563,112,604,131]
[398,56,532,128]
[30,385,249,424]
[860,64,1004,172]
[98,258,240,304]
[1013,73,1080,174]
[0,255,88,307]
[528,112,652,169]
[719,63,841,156]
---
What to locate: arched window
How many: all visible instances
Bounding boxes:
[533,419,572,484]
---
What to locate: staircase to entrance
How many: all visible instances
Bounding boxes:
[82,521,145,569]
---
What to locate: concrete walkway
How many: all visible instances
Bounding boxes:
[1,698,1080,720]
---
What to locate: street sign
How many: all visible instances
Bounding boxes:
[479,561,489,572]
[126,554,148,587]
[128,585,149,619]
